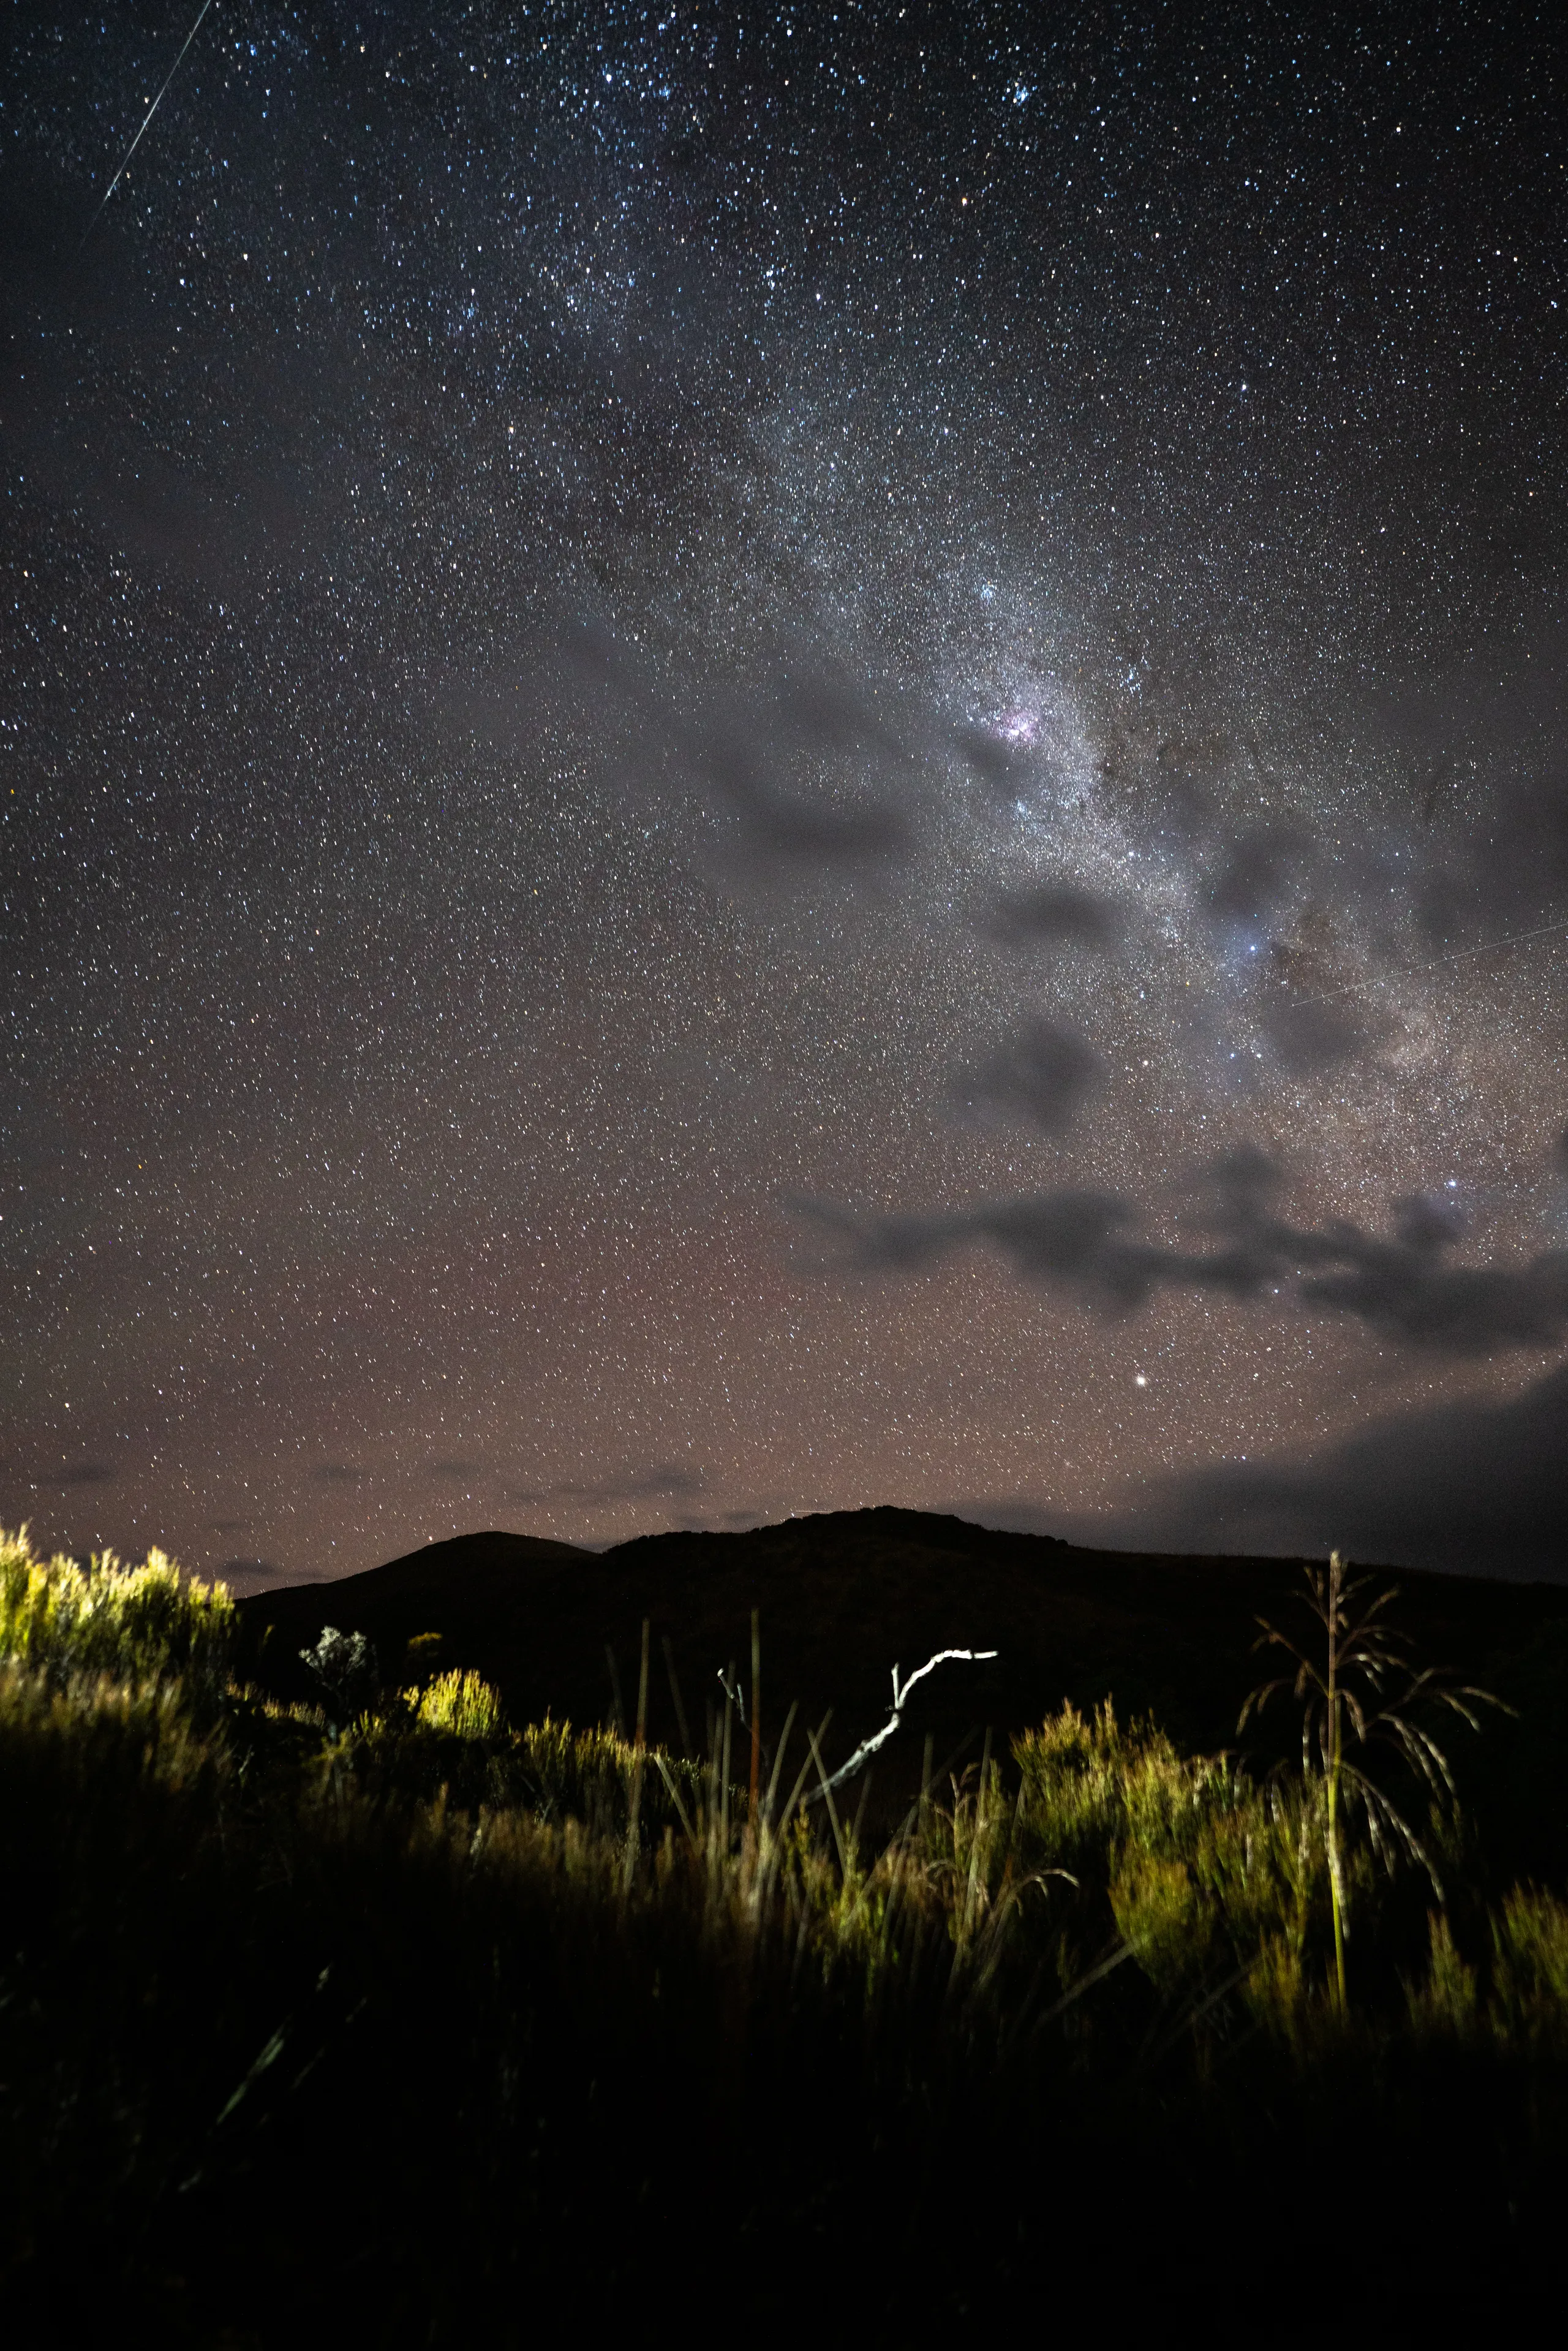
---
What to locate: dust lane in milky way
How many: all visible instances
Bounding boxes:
[4,6,1567,1584]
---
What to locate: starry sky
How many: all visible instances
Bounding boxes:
[4,2,1568,1588]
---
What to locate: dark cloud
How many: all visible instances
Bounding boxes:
[428,1457,486,1484]
[1129,1362,1568,1578]
[808,1157,1568,1353]
[507,1462,706,1508]
[1153,730,1244,827]
[219,1557,293,1588]
[1204,824,1312,926]
[812,1188,1165,1307]
[493,631,922,876]
[1373,644,1568,943]
[954,723,1033,799]
[1259,995,1369,1074]
[949,1018,1107,1134]
[989,883,1123,952]
[1414,796,1568,952]
[311,1464,367,1487]
[690,670,915,870]
[24,1462,118,1489]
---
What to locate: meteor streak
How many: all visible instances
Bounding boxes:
[81,0,214,247]
[1282,913,1568,1014]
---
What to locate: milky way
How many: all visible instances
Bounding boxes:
[5,5,1567,1585]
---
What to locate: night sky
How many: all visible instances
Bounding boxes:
[5,4,1567,1589]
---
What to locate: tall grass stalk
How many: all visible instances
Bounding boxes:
[749,1607,761,1824]
[1241,1548,1505,2009]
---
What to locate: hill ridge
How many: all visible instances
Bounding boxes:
[236,1508,1568,1836]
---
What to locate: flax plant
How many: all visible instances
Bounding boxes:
[1240,1549,1504,2010]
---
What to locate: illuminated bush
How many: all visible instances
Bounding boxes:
[0,1525,234,1702]
[413,1666,505,1741]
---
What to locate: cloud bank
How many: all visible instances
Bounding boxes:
[807,1152,1568,1356]
[1116,1361,1568,1577]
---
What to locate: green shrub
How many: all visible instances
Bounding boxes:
[1490,1886,1568,2051]
[414,1666,505,1740]
[0,1525,234,1705]
[1005,1702,1318,2012]
[1406,1911,1482,2038]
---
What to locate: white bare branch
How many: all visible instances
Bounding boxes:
[808,1647,1000,1798]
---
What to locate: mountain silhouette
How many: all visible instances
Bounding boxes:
[236,1509,1568,1823]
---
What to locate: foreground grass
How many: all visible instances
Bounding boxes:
[2,1531,1566,2341]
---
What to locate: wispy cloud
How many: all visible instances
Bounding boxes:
[802,1150,1568,1355]
[949,1017,1106,1134]
[506,1462,706,1508]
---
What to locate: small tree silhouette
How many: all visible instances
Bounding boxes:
[1239,1550,1504,2010]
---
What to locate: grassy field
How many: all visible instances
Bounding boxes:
[5,1523,1568,2342]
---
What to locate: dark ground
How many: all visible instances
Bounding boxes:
[6,1511,1566,2343]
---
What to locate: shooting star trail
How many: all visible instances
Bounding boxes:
[81,0,214,247]
[1281,913,1568,1014]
